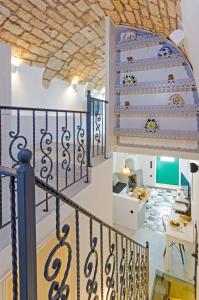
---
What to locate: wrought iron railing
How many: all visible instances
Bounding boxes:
[0,149,149,300]
[0,91,107,228]
[87,91,108,164]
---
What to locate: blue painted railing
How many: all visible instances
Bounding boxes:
[0,149,149,300]
[0,91,107,228]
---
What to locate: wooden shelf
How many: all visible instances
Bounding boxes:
[115,35,166,51]
[115,104,199,117]
[116,54,186,73]
[115,78,196,95]
[114,128,199,141]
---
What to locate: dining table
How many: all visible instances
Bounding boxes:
[164,212,194,281]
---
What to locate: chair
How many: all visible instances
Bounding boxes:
[173,189,191,215]
[173,200,191,216]
[162,215,185,265]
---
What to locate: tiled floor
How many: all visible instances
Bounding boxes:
[115,186,193,298]
[143,188,176,233]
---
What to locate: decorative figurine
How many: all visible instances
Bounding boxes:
[168,74,174,82]
[127,56,134,63]
[125,101,130,108]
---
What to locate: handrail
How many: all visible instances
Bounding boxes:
[87,90,107,159]
[0,91,108,230]
[35,175,147,249]
[0,165,147,249]
[0,165,17,177]
[91,97,108,104]
[0,105,88,114]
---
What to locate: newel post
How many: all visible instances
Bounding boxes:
[17,149,37,300]
[87,90,92,168]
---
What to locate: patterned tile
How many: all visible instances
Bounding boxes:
[143,188,176,233]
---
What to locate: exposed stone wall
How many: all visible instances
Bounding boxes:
[0,0,181,89]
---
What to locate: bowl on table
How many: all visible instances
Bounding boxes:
[179,215,192,222]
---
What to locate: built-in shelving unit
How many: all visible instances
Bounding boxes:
[116,54,186,73]
[115,35,166,51]
[115,128,199,141]
[111,24,199,153]
[115,104,199,117]
[116,78,196,95]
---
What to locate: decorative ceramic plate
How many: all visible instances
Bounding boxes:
[158,46,172,58]
[168,94,185,106]
[122,30,137,42]
[122,74,136,87]
[144,118,159,133]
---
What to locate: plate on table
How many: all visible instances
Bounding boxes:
[169,220,182,229]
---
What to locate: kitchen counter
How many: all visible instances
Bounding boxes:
[113,187,150,230]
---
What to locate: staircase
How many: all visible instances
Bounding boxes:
[0,149,149,300]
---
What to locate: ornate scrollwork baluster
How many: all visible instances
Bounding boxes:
[9,110,27,167]
[94,100,102,156]
[140,251,145,299]
[95,112,101,144]
[115,234,119,300]
[119,238,126,300]
[128,244,134,300]
[84,219,99,300]
[135,247,140,300]
[40,111,53,183]
[77,113,85,177]
[61,112,71,187]
[44,223,72,299]
[105,230,116,300]
[143,247,148,298]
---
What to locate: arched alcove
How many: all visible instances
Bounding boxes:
[106,18,199,156]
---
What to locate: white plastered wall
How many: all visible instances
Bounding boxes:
[181,0,199,91]
[105,16,117,157]
[12,63,88,111]
[113,152,192,187]
[0,43,11,166]
[181,2,199,296]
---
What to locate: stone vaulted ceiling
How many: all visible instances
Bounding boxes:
[0,0,181,89]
